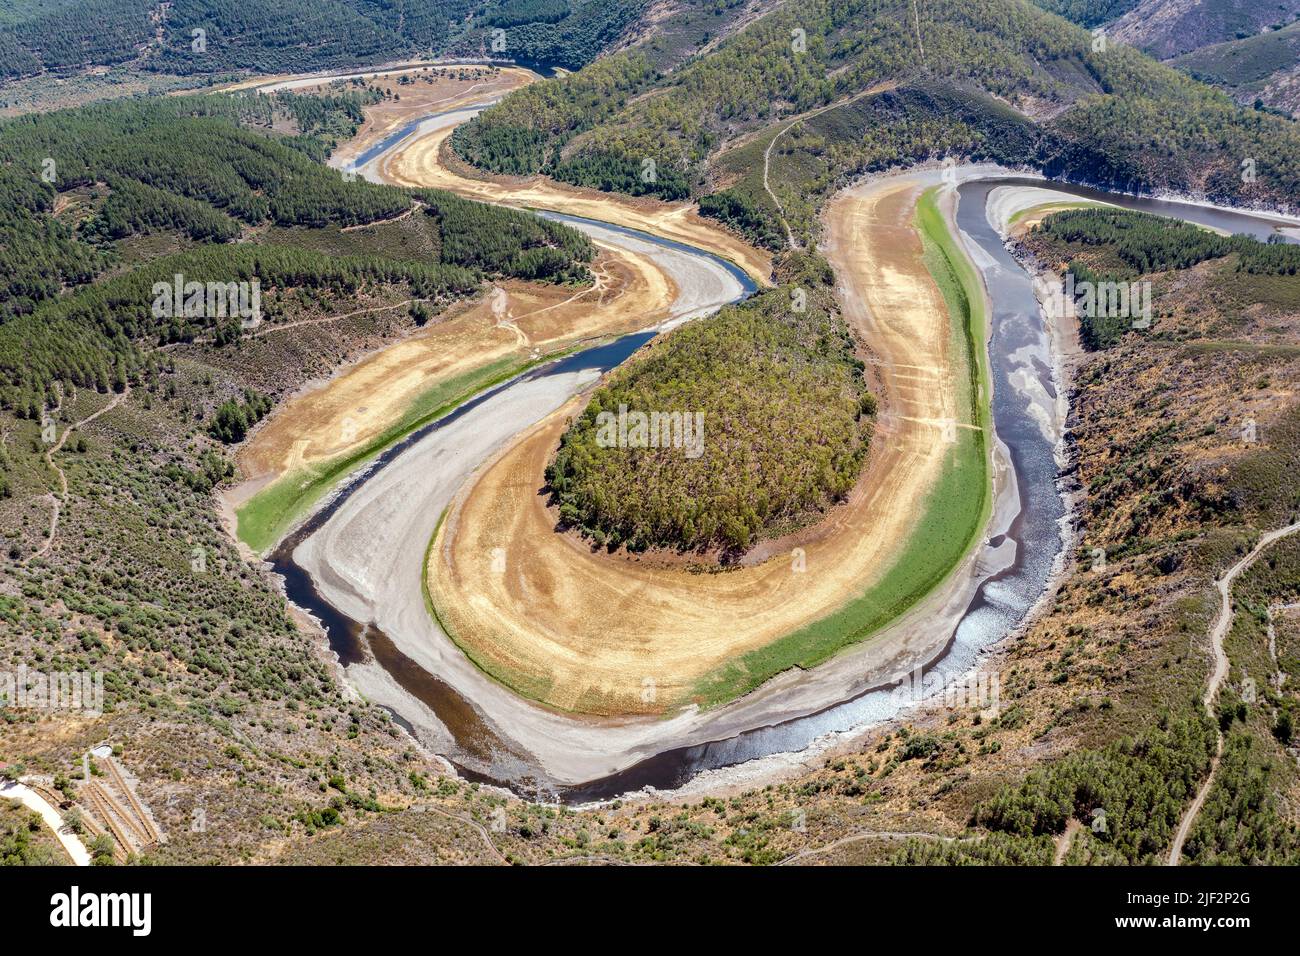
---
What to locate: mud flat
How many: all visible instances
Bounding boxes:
[260,70,1300,791]
[324,67,537,173]
[247,66,1067,794]
[227,241,677,552]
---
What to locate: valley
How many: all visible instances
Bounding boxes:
[4,0,1300,881]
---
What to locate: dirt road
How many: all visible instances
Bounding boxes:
[1167,520,1300,865]
[1,780,91,865]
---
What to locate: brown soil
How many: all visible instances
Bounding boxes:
[328,66,537,170]
[381,122,773,286]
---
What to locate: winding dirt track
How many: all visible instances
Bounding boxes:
[30,387,131,562]
[1167,520,1300,865]
[427,178,967,714]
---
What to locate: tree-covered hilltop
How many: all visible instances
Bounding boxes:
[896,193,1300,867]
[545,253,875,556]
[707,80,1045,250]
[1024,207,1300,347]
[0,92,394,320]
[0,0,654,82]
[1172,20,1300,115]
[412,188,593,282]
[456,0,1300,224]
[450,53,659,175]
[0,92,593,416]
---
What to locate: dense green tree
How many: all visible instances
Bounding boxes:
[546,252,873,555]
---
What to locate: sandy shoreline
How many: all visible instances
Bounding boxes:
[378,114,774,286]
[422,172,997,716]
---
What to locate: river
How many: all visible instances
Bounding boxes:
[270,100,1300,800]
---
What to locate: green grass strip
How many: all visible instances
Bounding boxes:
[687,186,994,710]
[236,349,569,554]
[1006,198,1103,227]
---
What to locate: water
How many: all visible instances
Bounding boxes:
[981,176,1299,242]
[538,211,759,296]
[552,179,1300,801]
[350,103,500,170]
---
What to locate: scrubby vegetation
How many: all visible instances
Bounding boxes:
[546,252,873,555]
[0,0,652,83]
[0,801,68,866]
[881,194,1300,865]
[973,711,1216,861]
[208,390,272,444]
[458,0,1300,224]
[1026,207,1300,348]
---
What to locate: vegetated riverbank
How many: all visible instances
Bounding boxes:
[235,350,552,553]
[227,243,675,554]
[227,81,711,554]
[687,186,995,707]
[250,66,1070,797]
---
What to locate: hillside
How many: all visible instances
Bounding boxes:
[11,205,1291,867]
[1109,0,1300,60]
[0,93,592,416]
[0,90,602,865]
[1173,18,1300,113]
[0,0,769,90]
[454,0,1300,247]
[892,209,1300,863]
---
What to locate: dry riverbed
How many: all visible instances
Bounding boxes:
[426,176,988,715]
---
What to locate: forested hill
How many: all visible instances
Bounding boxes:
[1032,0,1300,116]
[0,0,654,80]
[0,91,592,416]
[454,0,1300,242]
